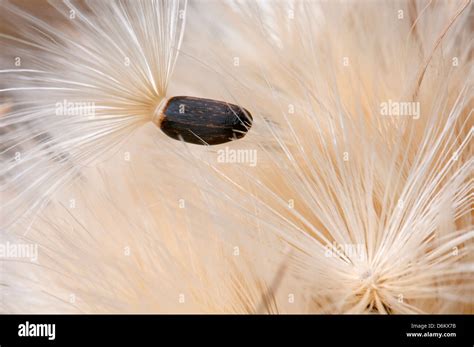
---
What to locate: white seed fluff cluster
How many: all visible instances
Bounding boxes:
[0,0,472,313]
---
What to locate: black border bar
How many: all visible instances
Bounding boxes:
[0,314,472,346]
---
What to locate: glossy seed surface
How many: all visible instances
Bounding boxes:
[158,96,253,145]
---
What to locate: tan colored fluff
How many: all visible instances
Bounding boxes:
[1,0,472,313]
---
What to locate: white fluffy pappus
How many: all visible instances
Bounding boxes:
[0,0,473,313]
[0,0,186,229]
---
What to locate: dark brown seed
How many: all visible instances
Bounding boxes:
[155,96,253,145]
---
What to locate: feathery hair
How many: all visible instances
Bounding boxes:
[1,0,186,228]
[0,0,472,313]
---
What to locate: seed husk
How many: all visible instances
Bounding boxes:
[154,96,253,145]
